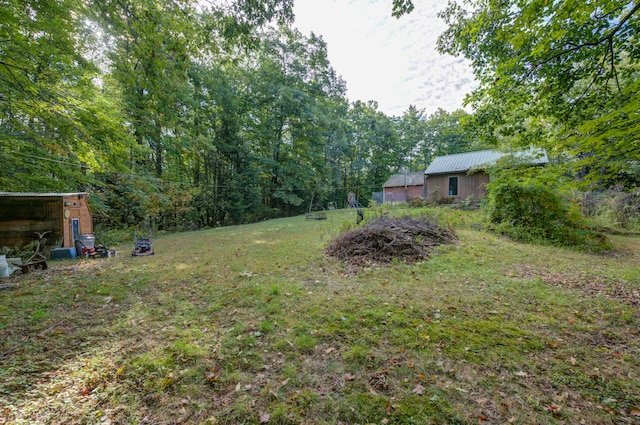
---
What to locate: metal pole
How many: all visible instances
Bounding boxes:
[404,169,408,202]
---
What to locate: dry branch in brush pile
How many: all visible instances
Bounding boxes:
[326,216,457,266]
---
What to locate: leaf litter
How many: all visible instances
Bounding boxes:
[512,264,640,308]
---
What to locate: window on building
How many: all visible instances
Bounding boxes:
[448,176,458,196]
[72,218,80,241]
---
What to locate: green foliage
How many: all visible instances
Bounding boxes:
[437,0,640,189]
[0,0,135,192]
[391,0,415,18]
[1,0,517,235]
[486,170,610,251]
[488,178,569,230]
[396,107,481,173]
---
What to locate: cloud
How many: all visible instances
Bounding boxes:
[293,0,477,116]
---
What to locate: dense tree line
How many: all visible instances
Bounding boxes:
[0,0,472,231]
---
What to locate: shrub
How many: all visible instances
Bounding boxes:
[408,196,425,208]
[487,178,570,230]
[486,176,610,252]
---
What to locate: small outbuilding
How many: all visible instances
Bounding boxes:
[424,149,548,203]
[382,171,425,203]
[0,192,93,250]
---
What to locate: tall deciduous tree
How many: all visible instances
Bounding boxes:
[345,100,400,203]
[92,0,203,177]
[396,106,478,172]
[245,27,346,215]
[0,0,133,191]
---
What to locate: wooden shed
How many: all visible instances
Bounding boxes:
[424,149,548,203]
[382,172,425,203]
[0,192,93,250]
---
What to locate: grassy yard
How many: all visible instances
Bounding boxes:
[1,207,639,424]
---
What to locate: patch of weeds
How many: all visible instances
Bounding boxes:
[168,338,207,363]
[428,318,542,363]
[262,298,285,316]
[289,390,319,419]
[267,402,301,425]
[273,336,295,353]
[282,363,298,379]
[128,350,178,393]
[343,344,370,366]
[30,309,50,321]
[293,333,318,353]
[260,320,275,333]
[221,331,261,371]
[221,369,242,386]
[337,392,389,423]
[389,326,425,350]
[394,394,462,424]
[217,399,254,424]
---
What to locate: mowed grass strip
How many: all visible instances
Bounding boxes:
[0,208,638,424]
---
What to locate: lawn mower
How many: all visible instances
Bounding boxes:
[132,227,154,256]
[75,234,114,259]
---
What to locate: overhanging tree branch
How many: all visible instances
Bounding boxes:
[537,1,640,68]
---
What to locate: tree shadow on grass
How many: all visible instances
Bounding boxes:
[0,258,228,424]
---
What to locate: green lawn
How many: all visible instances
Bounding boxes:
[1,208,639,424]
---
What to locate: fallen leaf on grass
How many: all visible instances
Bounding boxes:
[259,411,270,423]
[547,404,562,416]
[345,373,355,381]
[513,371,528,377]
[205,369,218,382]
[630,407,640,416]
[412,383,425,395]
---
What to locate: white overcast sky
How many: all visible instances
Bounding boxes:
[292,0,477,117]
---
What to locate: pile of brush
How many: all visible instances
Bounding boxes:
[326,215,457,266]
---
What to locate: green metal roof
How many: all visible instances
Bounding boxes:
[425,149,548,175]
